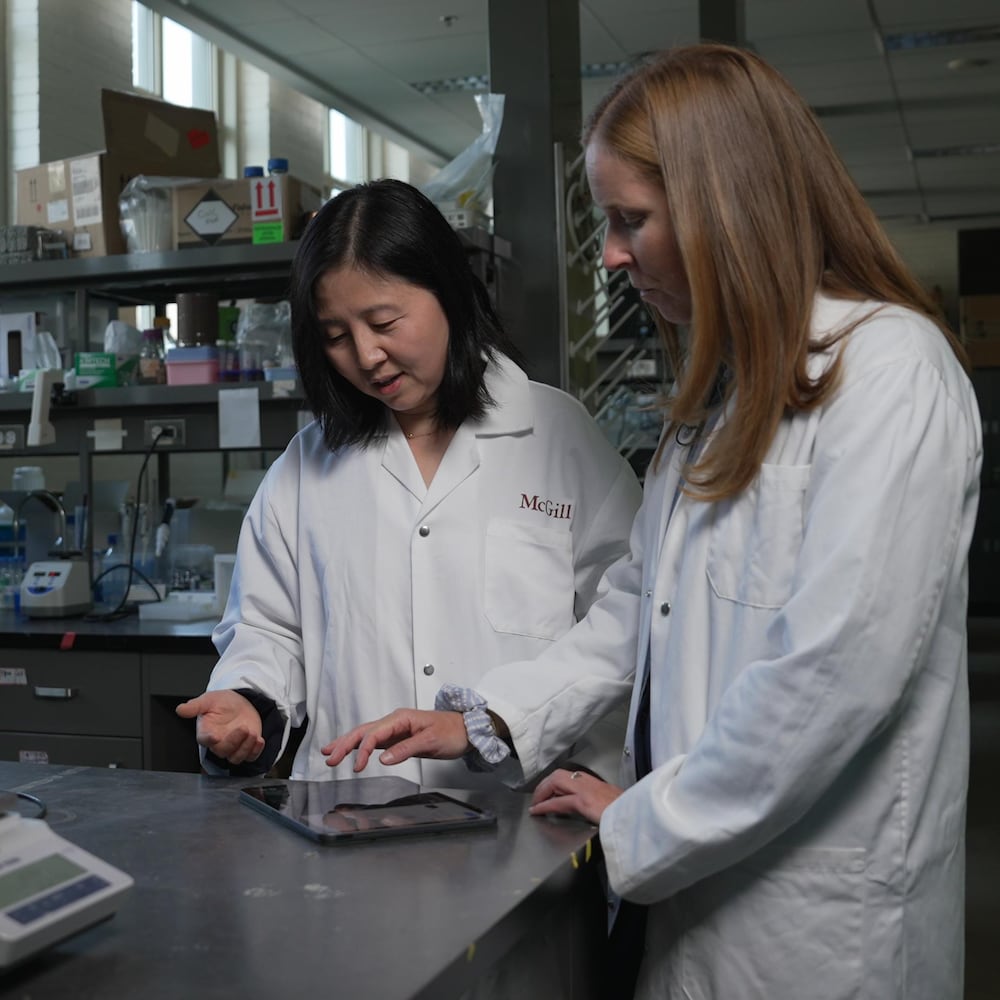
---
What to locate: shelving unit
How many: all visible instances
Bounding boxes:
[0,235,514,555]
[0,242,299,357]
[556,144,664,476]
[0,230,510,352]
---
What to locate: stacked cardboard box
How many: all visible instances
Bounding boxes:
[15,90,220,258]
[172,175,323,249]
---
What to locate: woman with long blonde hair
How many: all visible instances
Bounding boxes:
[326,45,981,1000]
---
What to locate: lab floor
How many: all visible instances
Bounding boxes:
[965,696,1000,1000]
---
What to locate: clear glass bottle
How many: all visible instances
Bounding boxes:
[138,328,167,385]
[101,533,128,607]
[153,314,172,346]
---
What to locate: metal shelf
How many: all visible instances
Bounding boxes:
[0,242,298,305]
[0,228,507,308]
[0,382,305,456]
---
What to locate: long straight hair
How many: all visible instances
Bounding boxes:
[585,44,967,500]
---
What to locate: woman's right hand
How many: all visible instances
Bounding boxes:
[321,709,472,772]
[175,690,265,765]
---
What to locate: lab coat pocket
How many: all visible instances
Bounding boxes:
[485,519,574,640]
[676,846,866,1000]
[706,462,810,609]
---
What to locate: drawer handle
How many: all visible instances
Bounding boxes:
[33,686,79,700]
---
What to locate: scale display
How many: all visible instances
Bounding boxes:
[0,812,133,969]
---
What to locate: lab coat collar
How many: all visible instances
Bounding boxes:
[378,353,529,503]
[472,353,534,438]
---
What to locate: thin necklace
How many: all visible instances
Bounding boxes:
[405,428,437,439]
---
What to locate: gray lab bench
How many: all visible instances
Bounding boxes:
[0,611,217,772]
[0,762,605,999]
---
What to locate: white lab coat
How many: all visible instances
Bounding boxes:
[207,354,641,787]
[479,297,982,999]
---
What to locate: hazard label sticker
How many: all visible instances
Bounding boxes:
[184,189,239,244]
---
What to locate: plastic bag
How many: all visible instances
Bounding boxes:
[421,93,505,216]
[236,301,292,376]
[119,176,178,253]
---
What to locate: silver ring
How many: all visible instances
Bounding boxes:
[571,770,582,780]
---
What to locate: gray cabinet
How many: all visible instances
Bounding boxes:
[0,641,216,771]
[142,651,216,772]
[0,649,143,767]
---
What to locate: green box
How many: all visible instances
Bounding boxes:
[74,351,118,388]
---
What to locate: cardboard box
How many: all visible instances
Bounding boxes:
[74,351,138,387]
[961,295,1000,367]
[173,175,323,249]
[966,339,1000,368]
[16,89,220,258]
[962,295,1000,339]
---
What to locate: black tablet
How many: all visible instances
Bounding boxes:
[239,776,497,844]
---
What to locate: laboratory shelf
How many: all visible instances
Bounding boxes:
[0,380,302,412]
[0,228,507,306]
[0,242,298,304]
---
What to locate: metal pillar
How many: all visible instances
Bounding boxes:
[488,0,581,389]
[699,0,746,44]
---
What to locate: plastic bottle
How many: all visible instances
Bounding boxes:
[243,165,264,178]
[153,314,172,348]
[138,328,167,385]
[101,533,128,607]
[0,557,15,610]
[266,157,289,175]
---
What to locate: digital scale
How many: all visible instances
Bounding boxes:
[0,809,133,969]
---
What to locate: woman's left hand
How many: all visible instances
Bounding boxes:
[529,768,623,825]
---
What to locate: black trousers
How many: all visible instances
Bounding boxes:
[601,898,648,999]
[601,667,652,998]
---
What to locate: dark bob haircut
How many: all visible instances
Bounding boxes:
[290,178,517,450]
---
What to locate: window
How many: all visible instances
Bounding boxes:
[131,2,215,111]
[131,1,158,94]
[329,109,365,194]
[163,18,214,110]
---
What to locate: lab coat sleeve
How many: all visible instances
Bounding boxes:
[561,458,643,779]
[478,481,648,782]
[600,350,981,904]
[571,458,644,615]
[207,453,307,759]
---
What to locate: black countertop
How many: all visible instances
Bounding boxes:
[0,610,216,653]
[0,763,603,999]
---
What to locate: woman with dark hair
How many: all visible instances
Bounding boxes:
[325,48,982,999]
[177,179,641,788]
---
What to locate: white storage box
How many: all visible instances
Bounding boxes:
[138,590,219,622]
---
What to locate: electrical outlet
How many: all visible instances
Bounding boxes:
[0,424,26,450]
[144,418,186,446]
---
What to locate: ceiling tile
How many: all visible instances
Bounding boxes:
[747,0,874,37]
[238,19,348,56]
[309,1,488,47]
[872,0,1000,31]
[365,35,490,82]
[146,0,1000,228]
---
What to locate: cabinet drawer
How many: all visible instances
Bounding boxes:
[143,653,217,698]
[0,732,143,769]
[0,650,141,737]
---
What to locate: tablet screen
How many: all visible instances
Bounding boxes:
[239,777,497,844]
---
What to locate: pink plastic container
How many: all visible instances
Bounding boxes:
[166,347,219,385]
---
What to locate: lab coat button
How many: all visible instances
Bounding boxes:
[423,664,434,676]
[418,525,430,537]
[660,601,671,615]
[644,590,652,598]
[623,747,632,757]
